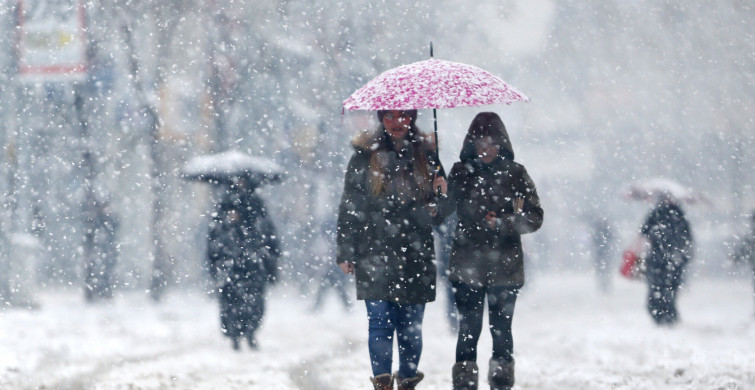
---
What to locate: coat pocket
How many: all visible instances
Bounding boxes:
[493,236,521,275]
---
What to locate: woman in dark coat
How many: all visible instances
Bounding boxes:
[207,185,279,351]
[336,109,446,390]
[640,195,693,326]
[440,112,543,390]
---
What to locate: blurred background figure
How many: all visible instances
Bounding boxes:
[730,210,755,317]
[640,193,693,326]
[590,216,615,293]
[311,263,352,312]
[207,178,280,351]
[311,218,352,312]
[83,195,120,302]
[184,151,284,350]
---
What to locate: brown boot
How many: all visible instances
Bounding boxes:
[370,373,394,390]
[395,371,424,390]
[488,359,514,390]
[452,361,479,390]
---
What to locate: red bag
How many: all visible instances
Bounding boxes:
[620,250,642,279]
[620,235,648,279]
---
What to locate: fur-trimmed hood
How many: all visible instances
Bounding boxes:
[351,127,436,155]
[350,126,437,199]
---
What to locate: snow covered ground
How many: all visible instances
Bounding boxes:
[1,273,753,389]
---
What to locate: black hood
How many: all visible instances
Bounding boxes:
[459,112,515,161]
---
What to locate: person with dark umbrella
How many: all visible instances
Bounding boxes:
[207,177,280,350]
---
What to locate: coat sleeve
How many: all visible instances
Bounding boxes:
[435,163,463,223]
[336,151,369,265]
[499,166,543,236]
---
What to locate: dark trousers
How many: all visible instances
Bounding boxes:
[646,252,687,325]
[365,300,425,379]
[453,282,518,363]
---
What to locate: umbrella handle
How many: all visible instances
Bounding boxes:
[434,165,447,198]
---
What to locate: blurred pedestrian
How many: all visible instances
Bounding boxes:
[731,210,755,316]
[312,218,352,312]
[439,112,543,390]
[337,109,446,390]
[207,180,280,351]
[312,262,352,311]
[640,193,693,326]
[84,196,120,301]
[591,217,615,293]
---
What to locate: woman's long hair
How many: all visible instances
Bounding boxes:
[367,112,433,199]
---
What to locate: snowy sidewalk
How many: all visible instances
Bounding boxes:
[1,273,753,389]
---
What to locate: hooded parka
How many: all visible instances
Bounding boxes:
[336,128,441,304]
[440,113,543,288]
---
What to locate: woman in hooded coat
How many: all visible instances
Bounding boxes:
[440,112,543,390]
[336,109,446,390]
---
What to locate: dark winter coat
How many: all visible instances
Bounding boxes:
[441,157,543,288]
[207,194,280,287]
[640,201,693,275]
[336,129,441,304]
[207,193,280,339]
[439,121,543,289]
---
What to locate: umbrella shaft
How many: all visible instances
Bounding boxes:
[433,108,439,155]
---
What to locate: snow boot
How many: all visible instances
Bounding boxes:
[247,335,259,350]
[370,373,394,390]
[452,361,479,390]
[231,337,241,351]
[488,359,514,390]
[395,371,424,390]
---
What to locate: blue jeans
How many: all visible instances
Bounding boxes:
[365,300,425,379]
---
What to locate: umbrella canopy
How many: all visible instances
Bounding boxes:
[342,58,529,111]
[182,150,284,186]
[624,178,708,205]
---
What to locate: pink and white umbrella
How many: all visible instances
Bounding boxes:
[342,58,529,111]
[343,58,529,111]
[342,56,528,169]
[343,50,528,188]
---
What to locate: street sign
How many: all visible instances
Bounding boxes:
[16,0,88,82]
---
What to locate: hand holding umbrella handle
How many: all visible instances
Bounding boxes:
[433,169,448,197]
